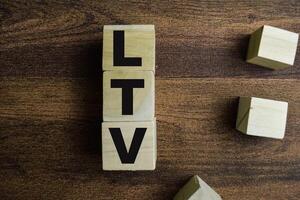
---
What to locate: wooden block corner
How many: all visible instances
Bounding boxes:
[236,96,288,139]
[173,175,222,200]
[246,25,299,70]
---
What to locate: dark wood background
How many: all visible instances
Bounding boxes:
[0,1,299,199]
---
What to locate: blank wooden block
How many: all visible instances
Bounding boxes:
[103,70,155,121]
[102,120,156,171]
[174,175,222,200]
[103,25,155,71]
[247,25,299,70]
[236,97,288,139]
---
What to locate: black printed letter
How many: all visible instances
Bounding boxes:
[109,128,147,163]
[111,79,144,115]
[113,31,142,66]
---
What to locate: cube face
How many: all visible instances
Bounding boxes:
[246,27,263,64]
[174,176,222,200]
[247,25,299,70]
[102,25,155,71]
[236,97,288,139]
[103,71,155,121]
[102,121,156,171]
[236,97,252,134]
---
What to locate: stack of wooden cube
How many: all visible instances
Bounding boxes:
[102,25,156,170]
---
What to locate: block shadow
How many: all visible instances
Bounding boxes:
[65,41,103,175]
[81,43,103,156]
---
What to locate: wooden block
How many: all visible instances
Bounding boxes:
[103,25,155,71]
[236,97,288,139]
[174,175,222,200]
[102,120,156,171]
[103,70,155,121]
[246,25,299,70]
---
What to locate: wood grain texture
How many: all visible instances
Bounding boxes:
[1,77,300,199]
[0,1,300,200]
[1,0,300,78]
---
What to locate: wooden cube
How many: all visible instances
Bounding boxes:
[103,70,155,121]
[174,175,222,200]
[236,97,288,139]
[247,25,299,70]
[102,120,156,171]
[103,25,155,71]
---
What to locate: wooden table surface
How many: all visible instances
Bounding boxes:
[0,1,300,199]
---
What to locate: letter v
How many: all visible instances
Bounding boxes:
[109,128,147,163]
